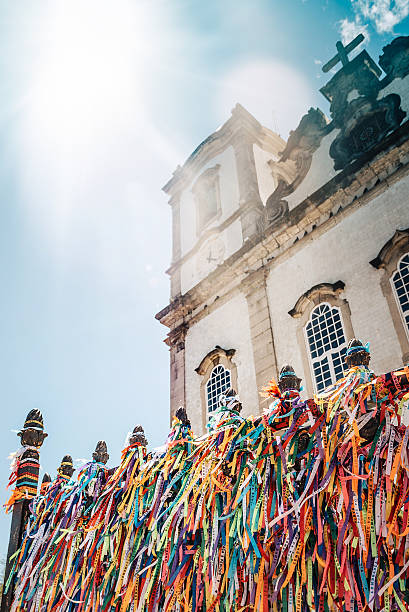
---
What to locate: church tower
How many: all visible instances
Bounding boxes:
[157,35,409,434]
[157,104,289,432]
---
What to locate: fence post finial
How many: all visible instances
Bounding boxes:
[92,441,109,464]
[1,409,47,611]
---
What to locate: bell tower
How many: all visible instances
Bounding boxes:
[157,104,286,423]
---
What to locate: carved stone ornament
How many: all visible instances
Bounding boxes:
[258,108,328,232]
[329,93,406,170]
[258,108,328,234]
[280,108,329,166]
[379,36,409,80]
[320,51,382,125]
[257,182,289,234]
[319,49,406,170]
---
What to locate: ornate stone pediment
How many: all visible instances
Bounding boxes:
[329,93,406,170]
[288,281,345,318]
[320,51,381,125]
[319,47,406,170]
[370,228,409,269]
[195,346,236,375]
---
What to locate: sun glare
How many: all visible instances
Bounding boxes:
[12,0,164,241]
[218,59,316,139]
[26,1,153,150]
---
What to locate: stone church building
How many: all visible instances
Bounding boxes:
[156,35,409,435]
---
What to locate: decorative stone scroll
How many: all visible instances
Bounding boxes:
[258,108,329,233]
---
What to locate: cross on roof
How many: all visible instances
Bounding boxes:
[322,33,365,73]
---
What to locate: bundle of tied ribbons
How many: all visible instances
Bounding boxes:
[6,365,409,611]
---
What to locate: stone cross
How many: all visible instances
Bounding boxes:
[322,34,364,73]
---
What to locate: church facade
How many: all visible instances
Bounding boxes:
[156,35,409,435]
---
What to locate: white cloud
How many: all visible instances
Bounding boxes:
[339,17,370,45]
[349,0,409,35]
[357,0,409,32]
[216,59,316,139]
[314,59,323,65]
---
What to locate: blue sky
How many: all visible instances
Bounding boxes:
[1,0,409,553]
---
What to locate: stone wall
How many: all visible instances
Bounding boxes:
[267,173,409,396]
[253,143,279,205]
[158,36,409,431]
[184,292,259,434]
[179,145,240,258]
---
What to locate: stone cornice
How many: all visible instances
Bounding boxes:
[156,295,193,329]
[156,120,409,332]
[259,127,287,156]
[164,322,189,347]
[163,104,284,198]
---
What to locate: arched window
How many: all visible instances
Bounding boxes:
[370,229,409,363]
[206,364,231,416]
[196,346,237,432]
[391,252,409,336]
[305,302,348,392]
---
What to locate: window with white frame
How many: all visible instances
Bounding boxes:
[206,364,231,417]
[305,303,347,392]
[391,252,409,337]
